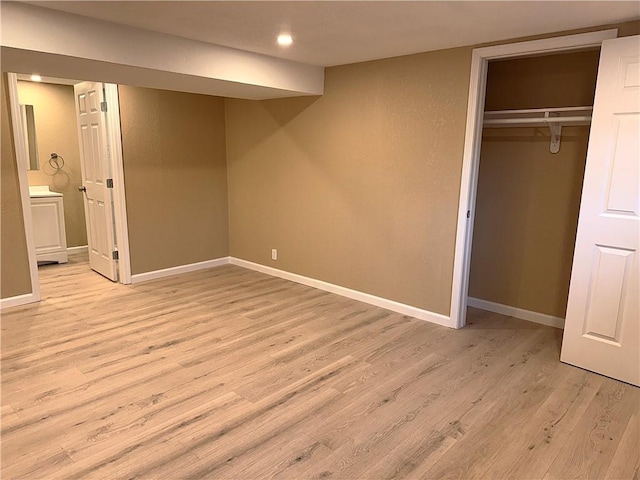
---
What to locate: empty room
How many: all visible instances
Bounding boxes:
[1,2,639,479]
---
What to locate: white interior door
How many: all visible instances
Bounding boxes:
[74,81,118,281]
[561,35,640,386]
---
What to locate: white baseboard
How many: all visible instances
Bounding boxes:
[229,257,453,328]
[67,245,88,254]
[0,292,39,309]
[467,297,564,329]
[131,257,230,284]
[127,255,453,328]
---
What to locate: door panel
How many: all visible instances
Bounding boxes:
[74,81,117,281]
[605,117,639,214]
[561,35,640,386]
[583,245,633,342]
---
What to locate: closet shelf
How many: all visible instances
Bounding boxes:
[483,106,593,154]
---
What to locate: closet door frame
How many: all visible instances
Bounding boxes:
[450,29,618,329]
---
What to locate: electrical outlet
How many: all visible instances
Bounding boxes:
[271,249,278,261]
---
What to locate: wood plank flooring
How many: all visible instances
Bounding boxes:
[1,253,638,479]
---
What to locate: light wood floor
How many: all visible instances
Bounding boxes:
[1,253,638,479]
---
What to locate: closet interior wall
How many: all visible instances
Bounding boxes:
[468,50,600,320]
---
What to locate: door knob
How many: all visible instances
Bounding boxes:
[78,186,86,192]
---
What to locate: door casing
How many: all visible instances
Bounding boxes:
[449,29,618,329]
[6,72,40,306]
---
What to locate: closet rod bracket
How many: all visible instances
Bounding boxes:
[549,123,562,154]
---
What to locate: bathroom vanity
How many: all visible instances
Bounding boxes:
[29,186,68,264]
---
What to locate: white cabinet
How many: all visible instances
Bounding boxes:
[29,186,68,264]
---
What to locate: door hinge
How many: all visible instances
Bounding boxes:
[112,250,119,260]
[100,101,108,112]
[106,178,114,188]
[467,210,471,219]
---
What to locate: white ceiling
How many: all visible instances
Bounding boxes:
[26,1,640,67]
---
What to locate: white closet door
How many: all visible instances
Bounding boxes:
[561,35,640,386]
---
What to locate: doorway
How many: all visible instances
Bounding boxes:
[451,30,640,386]
[16,76,90,262]
[7,72,131,303]
[466,50,600,329]
[449,29,618,329]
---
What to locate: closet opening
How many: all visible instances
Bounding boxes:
[465,49,601,329]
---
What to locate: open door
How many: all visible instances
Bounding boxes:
[74,81,118,281]
[561,35,640,386]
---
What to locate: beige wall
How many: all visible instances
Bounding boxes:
[17,81,87,247]
[484,50,600,110]
[118,85,229,275]
[468,51,600,318]
[226,47,472,315]
[1,74,32,299]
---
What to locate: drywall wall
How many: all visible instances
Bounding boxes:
[483,50,600,110]
[468,51,600,318]
[1,74,32,299]
[17,80,87,248]
[118,85,229,275]
[226,47,472,316]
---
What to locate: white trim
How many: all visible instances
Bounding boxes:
[130,257,230,284]
[468,297,564,329]
[474,30,618,60]
[104,83,132,285]
[0,292,40,309]
[6,73,40,304]
[230,257,452,328]
[449,29,618,330]
[67,245,88,254]
[450,48,487,329]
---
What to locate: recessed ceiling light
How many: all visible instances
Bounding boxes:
[277,34,293,46]
[30,74,42,82]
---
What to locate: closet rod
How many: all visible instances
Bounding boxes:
[485,106,593,115]
[483,106,593,127]
[483,116,591,127]
[482,106,593,154]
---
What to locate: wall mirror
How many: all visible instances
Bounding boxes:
[20,104,40,170]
